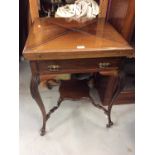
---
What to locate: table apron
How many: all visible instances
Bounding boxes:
[31,58,123,75]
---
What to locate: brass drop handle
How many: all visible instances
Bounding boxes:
[99,62,111,68]
[48,65,60,71]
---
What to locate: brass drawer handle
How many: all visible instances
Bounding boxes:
[99,62,111,68]
[47,65,60,71]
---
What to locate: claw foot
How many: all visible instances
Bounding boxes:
[106,121,114,128]
[40,127,46,136]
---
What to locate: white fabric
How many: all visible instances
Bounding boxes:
[55,0,99,18]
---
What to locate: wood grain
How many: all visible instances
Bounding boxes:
[23,18,133,60]
[25,0,135,136]
[35,57,121,74]
[108,0,135,41]
[99,0,109,18]
[29,0,39,23]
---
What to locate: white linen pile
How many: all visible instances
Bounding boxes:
[55,0,99,18]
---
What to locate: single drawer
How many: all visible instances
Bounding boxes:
[37,58,122,74]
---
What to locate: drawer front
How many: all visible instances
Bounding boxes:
[37,58,122,74]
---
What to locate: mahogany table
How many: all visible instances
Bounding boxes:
[23,17,133,136]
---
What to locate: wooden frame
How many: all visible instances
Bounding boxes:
[28,0,135,41]
[29,0,39,22]
[122,0,135,41]
[99,0,109,18]
[107,0,135,41]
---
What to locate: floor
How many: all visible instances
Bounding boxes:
[19,60,135,155]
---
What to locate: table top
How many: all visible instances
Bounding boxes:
[23,17,133,60]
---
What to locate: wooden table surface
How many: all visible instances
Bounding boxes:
[23,17,133,60]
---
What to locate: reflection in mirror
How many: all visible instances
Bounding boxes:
[39,0,102,18]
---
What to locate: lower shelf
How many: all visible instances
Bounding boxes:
[40,72,135,105]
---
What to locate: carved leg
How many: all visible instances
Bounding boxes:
[46,97,63,121]
[106,71,125,128]
[89,94,114,127]
[30,75,47,136]
[106,75,118,128]
[106,104,114,128]
[93,71,125,128]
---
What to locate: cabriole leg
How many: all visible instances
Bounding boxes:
[30,74,47,136]
[106,104,114,128]
[106,71,125,128]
